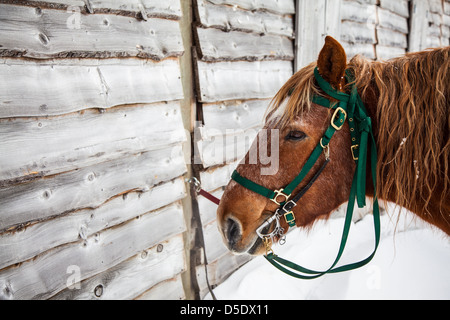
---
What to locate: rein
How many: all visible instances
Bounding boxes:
[230,67,381,279]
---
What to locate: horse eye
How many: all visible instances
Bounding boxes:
[286,130,306,141]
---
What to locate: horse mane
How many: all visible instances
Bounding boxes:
[266,46,450,219]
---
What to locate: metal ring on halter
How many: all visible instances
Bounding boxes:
[256,212,284,241]
[186,177,202,193]
[320,138,330,160]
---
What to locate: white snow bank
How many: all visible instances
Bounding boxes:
[207,205,450,300]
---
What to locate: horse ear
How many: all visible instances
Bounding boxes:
[317,36,347,89]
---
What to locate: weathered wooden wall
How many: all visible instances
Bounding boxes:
[191,0,295,298]
[339,0,409,60]
[298,0,449,67]
[0,0,188,300]
[1,0,448,301]
[409,0,450,51]
[341,0,449,61]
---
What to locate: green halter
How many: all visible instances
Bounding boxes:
[231,67,381,279]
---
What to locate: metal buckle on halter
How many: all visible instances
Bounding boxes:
[331,107,347,131]
[270,189,291,206]
[284,211,296,226]
[351,144,359,160]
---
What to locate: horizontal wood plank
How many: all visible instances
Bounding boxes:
[341,20,376,44]
[0,202,186,300]
[136,274,185,300]
[341,41,376,59]
[51,234,186,299]
[341,1,376,24]
[376,45,406,60]
[0,0,182,19]
[202,219,228,263]
[195,126,258,168]
[196,252,252,298]
[0,177,186,269]
[379,0,409,18]
[202,99,268,133]
[195,0,294,37]
[0,143,187,232]
[206,0,295,15]
[0,59,183,117]
[88,0,182,19]
[199,161,239,191]
[0,4,183,60]
[196,27,294,61]
[377,28,408,48]
[196,60,292,102]
[0,102,186,183]
[377,7,409,34]
[197,188,224,225]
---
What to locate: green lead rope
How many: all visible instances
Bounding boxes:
[264,67,381,279]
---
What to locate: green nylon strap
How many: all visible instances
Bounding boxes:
[262,67,381,279]
[283,108,346,196]
[231,106,346,202]
[265,158,381,279]
[231,170,275,199]
[231,66,380,280]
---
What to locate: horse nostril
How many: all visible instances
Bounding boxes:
[226,218,241,248]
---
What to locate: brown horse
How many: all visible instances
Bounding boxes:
[217,37,450,256]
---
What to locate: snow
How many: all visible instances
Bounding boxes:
[206,205,450,300]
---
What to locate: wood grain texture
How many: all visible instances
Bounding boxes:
[341,1,376,24]
[196,27,294,61]
[196,251,252,298]
[377,28,407,48]
[0,202,186,300]
[0,102,186,183]
[206,0,295,15]
[51,234,186,300]
[0,4,183,60]
[0,177,186,269]
[341,41,376,59]
[88,0,182,19]
[202,99,267,133]
[136,274,185,300]
[0,143,187,231]
[0,0,182,19]
[379,0,409,18]
[409,0,430,52]
[295,0,341,68]
[195,0,294,37]
[0,58,183,117]
[376,45,406,60]
[377,7,408,34]
[341,20,376,44]
[195,126,258,168]
[196,60,292,102]
[197,188,224,225]
[199,160,239,192]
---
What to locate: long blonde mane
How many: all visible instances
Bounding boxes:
[266,47,450,219]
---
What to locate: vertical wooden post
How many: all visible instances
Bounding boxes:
[179,0,196,300]
[295,0,342,70]
[408,0,430,52]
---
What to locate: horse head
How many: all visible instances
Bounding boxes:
[217,37,359,255]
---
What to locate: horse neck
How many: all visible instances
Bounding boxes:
[356,55,450,236]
